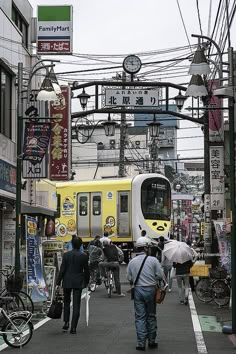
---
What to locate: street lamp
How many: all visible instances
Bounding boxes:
[174,90,187,111]
[16,60,59,275]
[74,114,117,144]
[147,114,162,138]
[77,88,91,110]
[101,113,117,137]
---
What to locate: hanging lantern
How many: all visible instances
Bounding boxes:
[45,218,55,237]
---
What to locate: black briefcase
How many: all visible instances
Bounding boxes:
[47,295,63,319]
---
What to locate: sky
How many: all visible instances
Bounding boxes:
[29,0,235,160]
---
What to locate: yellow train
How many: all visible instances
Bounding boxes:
[55,173,171,249]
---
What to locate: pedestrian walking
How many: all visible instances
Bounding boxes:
[127,236,165,351]
[56,236,90,334]
[161,253,173,292]
[174,259,193,305]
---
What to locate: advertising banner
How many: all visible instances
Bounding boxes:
[49,86,71,181]
[207,80,223,142]
[26,216,48,302]
[22,122,51,165]
[213,220,231,272]
[37,5,73,54]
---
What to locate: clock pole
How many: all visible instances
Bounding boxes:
[118,71,127,177]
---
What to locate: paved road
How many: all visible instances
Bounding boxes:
[1,264,235,354]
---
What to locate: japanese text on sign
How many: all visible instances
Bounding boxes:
[210,146,224,210]
[105,89,159,107]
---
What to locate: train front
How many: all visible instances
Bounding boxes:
[132,173,171,242]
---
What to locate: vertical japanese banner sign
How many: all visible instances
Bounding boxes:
[213,220,231,272]
[37,5,73,54]
[26,216,48,302]
[210,146,225,210]
[208,80,223,142]
[49,86,71,180]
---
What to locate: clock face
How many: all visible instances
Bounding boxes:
[123,55,142,74]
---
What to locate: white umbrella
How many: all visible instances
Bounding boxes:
[162,240,193,264]
[85,288,90,326]
[81,288,90,326]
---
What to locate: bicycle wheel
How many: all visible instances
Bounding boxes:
[108,271,112,298]
[89,270,97,292]
[212,280,230,307]
[4,293,25,313]
[195,278,213,303]
[2,316,33,348]
[16,291,34,313]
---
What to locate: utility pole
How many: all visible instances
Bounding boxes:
[118,71,127,177]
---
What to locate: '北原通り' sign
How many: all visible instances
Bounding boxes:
[37,5,73,54]
[49,86,71,181]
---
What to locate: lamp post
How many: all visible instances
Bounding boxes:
[189,34,236,334]
[15,60,59,275]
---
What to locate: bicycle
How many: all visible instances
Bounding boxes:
[88,262,101,292]
[0,297,33,348]
[104,267,115,298]
[195,267,230,307]
[211,275,231,307]
[0,267,34,314]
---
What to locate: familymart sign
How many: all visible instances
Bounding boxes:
[37,5,73,54]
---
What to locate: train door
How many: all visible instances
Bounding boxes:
[77,193,90,237]
[117,191,130,236]
[90,192,102,237]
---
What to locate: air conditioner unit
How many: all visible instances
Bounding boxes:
[135,140,141,148]
[110,139,116,149]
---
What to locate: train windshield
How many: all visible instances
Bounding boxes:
[141,178,171,220]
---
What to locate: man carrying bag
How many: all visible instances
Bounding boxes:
[127,236,165,351]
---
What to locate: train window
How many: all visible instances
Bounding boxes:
[141,178,171,220]
[79,196,88,216]
[120,195,128,213]
[93,196,101,215]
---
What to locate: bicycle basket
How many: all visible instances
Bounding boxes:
[6,275,23,292]
[209,267,227,279]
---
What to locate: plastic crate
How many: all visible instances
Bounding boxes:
[190,264,211,277]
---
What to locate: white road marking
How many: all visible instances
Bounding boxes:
[188,290,208,354]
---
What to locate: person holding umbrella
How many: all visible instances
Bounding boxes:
[162,240,195,305]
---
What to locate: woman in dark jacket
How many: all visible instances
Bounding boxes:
[174,259,193,305]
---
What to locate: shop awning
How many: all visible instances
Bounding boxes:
[21,204,55,217]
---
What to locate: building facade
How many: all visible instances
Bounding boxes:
[0,0,57,269]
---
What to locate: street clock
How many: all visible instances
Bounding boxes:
[123,55,142,75]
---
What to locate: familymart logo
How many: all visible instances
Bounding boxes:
[38,24,70,35]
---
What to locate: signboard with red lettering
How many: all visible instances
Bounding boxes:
[49,86,71,181]
[37,6,73,55]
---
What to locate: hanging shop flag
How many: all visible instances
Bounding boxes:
[49,86,71,181]
[37,5,73,54]
[22,122,51,165]
[207,80,223,142]
[26,216,48,303]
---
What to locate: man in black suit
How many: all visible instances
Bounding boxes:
[56,236,89,334]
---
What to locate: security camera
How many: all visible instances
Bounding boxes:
[213,86,233,98]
